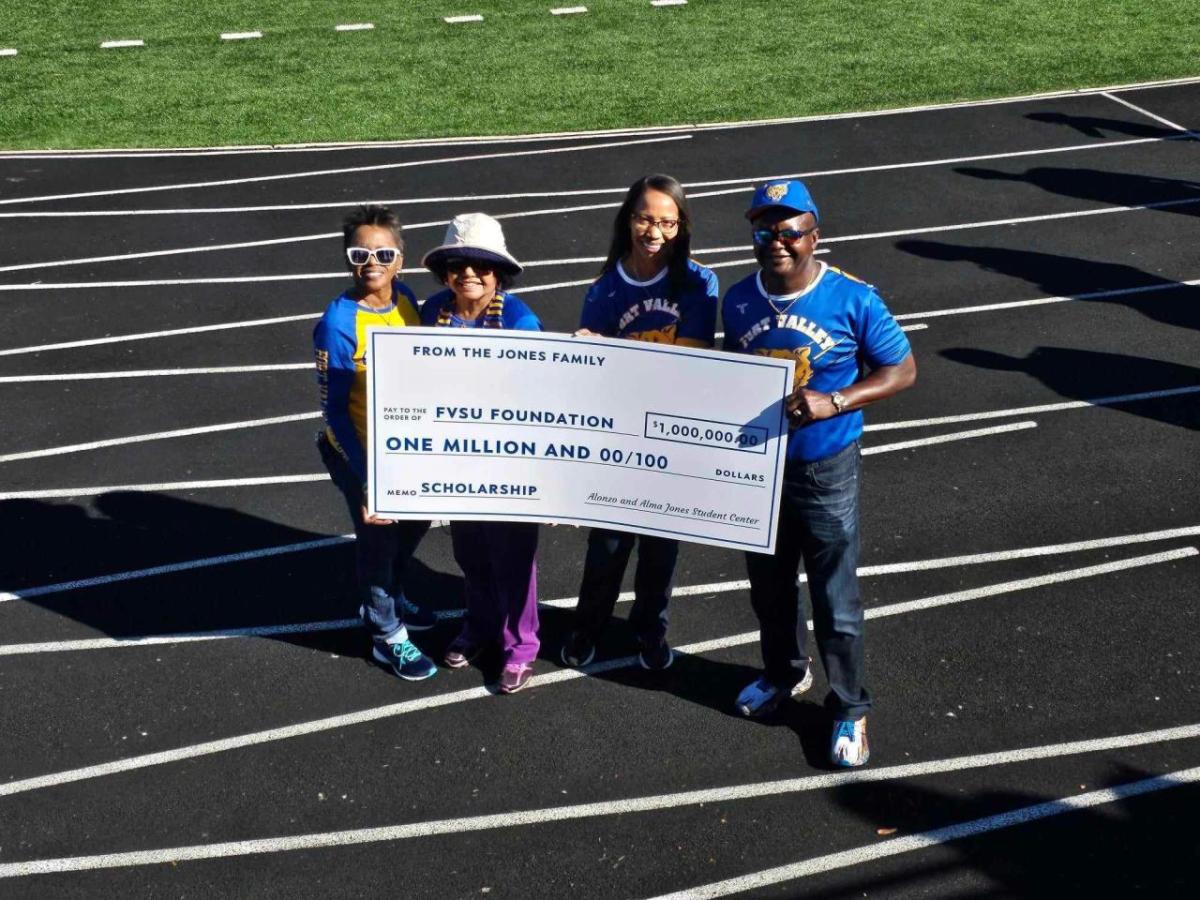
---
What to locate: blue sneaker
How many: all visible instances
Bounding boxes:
[831,717,870,767]
[372,638,438,681]
[735,667,814,717]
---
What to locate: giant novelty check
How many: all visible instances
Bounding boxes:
[366,328,794,552]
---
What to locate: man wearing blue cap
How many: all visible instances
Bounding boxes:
[722,179,917,767]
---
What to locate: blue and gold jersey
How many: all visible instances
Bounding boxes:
[313,283,421,483]
[721,263,910,463]
[420,289,542,331]
[579,259,718,347]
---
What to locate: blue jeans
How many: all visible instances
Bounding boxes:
[573,529,677,649]
[744,440,870,719]
[318,434,431,642]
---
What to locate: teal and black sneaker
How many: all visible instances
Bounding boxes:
[372,638,438,681]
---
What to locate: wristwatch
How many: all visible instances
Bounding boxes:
[829,391,848,414]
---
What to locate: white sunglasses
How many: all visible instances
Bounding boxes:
[346,246,400,266]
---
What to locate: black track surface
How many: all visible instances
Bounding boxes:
[1,83,1198,898]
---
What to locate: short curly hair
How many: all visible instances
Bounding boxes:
[342,205,405,256]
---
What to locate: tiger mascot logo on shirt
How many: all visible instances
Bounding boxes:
[629,323,679,344]
[753,346,813,390]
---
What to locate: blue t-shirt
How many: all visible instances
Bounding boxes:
[313,282,421,483]
[420,289,542,331]
[721,262,910,463]
[580,259,718,346]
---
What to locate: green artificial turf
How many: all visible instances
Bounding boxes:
[0,0,1196,149]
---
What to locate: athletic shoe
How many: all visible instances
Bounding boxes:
[638,641,675,671]
[443,636,482,669]
[734,666,815,717]
[831,717,870,767]
[399,597,438,631]
[498,662,534,694]
[372,638,438,681]
[559,630,596,668]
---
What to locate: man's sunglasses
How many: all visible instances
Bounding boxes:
[346,246,400,266]
[752,226,817,245]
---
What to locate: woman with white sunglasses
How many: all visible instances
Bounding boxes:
[313,205,439,683]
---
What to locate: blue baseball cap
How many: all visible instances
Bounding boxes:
[745,179,820,222]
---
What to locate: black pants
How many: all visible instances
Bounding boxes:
[572,528,678,648]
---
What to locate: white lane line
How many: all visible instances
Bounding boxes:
[4,516,1193,610]
[335,23,374,32]
[5,190,1196,282]
[444,15,484,24]
[0,474,327,501]
[551,6,588,14]
[100,40,144,49]
[652,0,688,6]
[863,421,1037,455]
[4,131,1192,219]
[647,766,1200,900]
[1,534,354,603]
[0,412,320,464]
[0,363,311,383]
[1102,91,1191,133]
[0,548,1192,799]
[867,385,1200,432]
[0,49,17,57]
[894,277,1200,321]
[7,726,1197,880]
[219,31,262,41]
[0,312,321,357]
[3,75,1199,159]
[0,135,690,209]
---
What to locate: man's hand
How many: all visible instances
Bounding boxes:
[786,388,838,425]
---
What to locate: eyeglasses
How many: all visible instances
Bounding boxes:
[346,246,400,266]
[752,226,817,245]
[631,212,680,234]
[445,257,496,275]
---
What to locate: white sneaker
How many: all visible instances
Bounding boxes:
[831,716,870,767]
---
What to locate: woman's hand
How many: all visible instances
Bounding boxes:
[573,328,600,337]
[362,505,395,526]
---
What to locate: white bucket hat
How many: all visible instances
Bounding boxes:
[421,212,523,275]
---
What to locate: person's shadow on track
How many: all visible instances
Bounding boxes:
[0,492,463,659]
[823,764,1200,896]
[1025,110,1189,140]
[896,240,1200,332]
[938,346,1200,431]
[954,166,1200,217]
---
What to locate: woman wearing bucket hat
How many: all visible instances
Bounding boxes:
[313,204,439,684]
[421,213,543,694]
[559,174,718,673]
[721,179,916,767]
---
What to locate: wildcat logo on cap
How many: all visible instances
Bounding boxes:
[765,183,788,202]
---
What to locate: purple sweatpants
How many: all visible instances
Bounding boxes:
[449,520,540,665]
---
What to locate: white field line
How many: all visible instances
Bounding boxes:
[444,15,484,24]
[0,363,311,383]
[0,49,17,57]
[551,6,588,14]
[0,474,327,501]
[0,135,689,209]
[866,385,1200,432]
[652,0,688,6]
[3,517,1193,610]
[647,765,1200,900]
[219,31,262,41]
[0,311,322,357]
[335,23,374,32]
[0,412,320,464]
[100,40,144,49]
[862,421,1036,455]
[3,75,1199,159]
[0,534,354,602]
[6,734,1200,881]
[0,547,1191,798]
[4,188,1196,285]
[2,131,1194,220]
[1101,91,1191,133]
[893,277,1200,321]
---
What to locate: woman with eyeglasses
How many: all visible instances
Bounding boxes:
[721,179,917,768]
[421,212,544,694]
[314,204,439,683]
[558,174,719,673]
